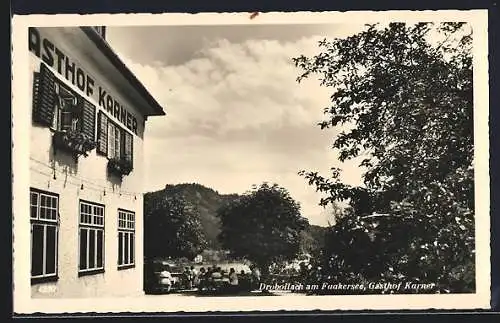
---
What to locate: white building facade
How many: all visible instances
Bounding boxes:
[26,26,165,298]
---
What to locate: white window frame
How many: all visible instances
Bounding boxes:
[117,209,135,269]
[78,200,105,275]
[30,189,59,282]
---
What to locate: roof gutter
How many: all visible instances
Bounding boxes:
[79,27,166,117]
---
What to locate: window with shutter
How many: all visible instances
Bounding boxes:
[105,119,134,176]
[33,62,97,158]
[33,62,98,139]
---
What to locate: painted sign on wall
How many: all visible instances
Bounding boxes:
[28,27,139,135]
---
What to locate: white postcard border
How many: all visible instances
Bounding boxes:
[12,9,490,313]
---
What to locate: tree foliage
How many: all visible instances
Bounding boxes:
[162,183,240,249]
[144,192,208,260]
[293,22,474,292]
[299,224,327,258]
[217,183,309,277]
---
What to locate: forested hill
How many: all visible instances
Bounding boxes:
[144,183,239,249]
[144,183,328,253]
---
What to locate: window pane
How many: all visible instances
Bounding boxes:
[40,195,47,207]
[31,225,44,276]
[124,232,129,265]
[31,205,38,219]
[97,230,103,268]
[61,111,73,131]
[130,233,134,264]
[79,228,87,270]
[89,230,96,269]
[46,226,57,275]
[39,207,46,219]
[30,192,38,205]
[118,232,123,265]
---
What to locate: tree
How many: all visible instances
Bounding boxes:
[144,192,208,260]
[217,183,308,278]
[299,224,327,259]
[293,22,474,292]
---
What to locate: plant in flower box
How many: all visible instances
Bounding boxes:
[52,130,97,159]
[107,158,133,177]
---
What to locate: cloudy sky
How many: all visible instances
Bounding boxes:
[105,23,367,226]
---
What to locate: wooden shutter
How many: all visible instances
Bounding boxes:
[80,99,96,140]
[96,111,108,155]
[123,131,133,167]
[32,63,56,126]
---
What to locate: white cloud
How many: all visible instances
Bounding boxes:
[112,34,363,226]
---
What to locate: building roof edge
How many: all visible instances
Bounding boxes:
[80,27,166,117]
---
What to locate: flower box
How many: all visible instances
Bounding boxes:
[52,130,97,158]
[107,158,133,177]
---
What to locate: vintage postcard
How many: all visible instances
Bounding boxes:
[11,9,490,314]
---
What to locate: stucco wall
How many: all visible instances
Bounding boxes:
[28,27,146,298]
